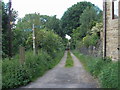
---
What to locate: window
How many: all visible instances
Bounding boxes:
[112,0,119,19]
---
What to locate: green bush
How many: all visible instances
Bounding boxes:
[82,33,99,48]
[32,29,65,58]
[73,50,119,88]
[2,50,64,89]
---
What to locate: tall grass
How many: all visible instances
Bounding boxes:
[2,50,64,89]
[73,50,119,88]
[65,51,74,67]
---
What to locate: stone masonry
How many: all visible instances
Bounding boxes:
[103,0,120,61]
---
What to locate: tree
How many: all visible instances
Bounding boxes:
[26,28,64,58]
[2,2,8,57]
[2,2,18,57]
[61,1,94,36]
[39,15,62,37]
[45,15,61,35]
[13,13,42,53]
[70,5,102,49]
[14,13,65,54]
[79,6,102,37]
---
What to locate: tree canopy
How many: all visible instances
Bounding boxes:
[2,1,103,58]
[79,6,102,37]
[12,13,66,55]
[70,3,102,49]
[60,1,94,36]
[2,2,18,57]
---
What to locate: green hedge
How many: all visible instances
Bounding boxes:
[2,50,64,89]
[82,33,99,48]
[73,50,119,88]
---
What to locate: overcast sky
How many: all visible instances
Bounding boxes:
[3,0,103,19]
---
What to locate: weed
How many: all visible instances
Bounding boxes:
[65,51,74,67]
[73,50,119,88]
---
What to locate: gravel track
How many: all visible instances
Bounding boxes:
[22,51,99,88]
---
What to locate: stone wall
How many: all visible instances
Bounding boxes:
[118,18,120,60]
[79,39,103,58]
[104,1,120,61]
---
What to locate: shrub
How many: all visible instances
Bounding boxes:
[33,29,65,58]
[2,50,64,89]
[82,33,99,48]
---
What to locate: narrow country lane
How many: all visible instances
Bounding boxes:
[22,51,99,88]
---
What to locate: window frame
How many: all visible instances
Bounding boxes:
[112,0,119,19]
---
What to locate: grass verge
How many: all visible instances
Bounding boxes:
[65,51,74,67]
[73,50,119,88]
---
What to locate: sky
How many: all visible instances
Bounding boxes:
[65,34,71,40]
[3,0,103,19]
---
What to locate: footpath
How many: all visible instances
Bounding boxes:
[22,51,99,88]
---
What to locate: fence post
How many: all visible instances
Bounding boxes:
[19,46,25,64]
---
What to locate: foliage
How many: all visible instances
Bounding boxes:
[70,27,83,50]
[3,11,65,89]
[91,23,103,34]
[73,50,119,88]
[71,32,99,50]
[65,51,74,67]
[44,15,62,36]
[61,1,94,36]
[25,29,65,58]
[82,33,99,48]
[16,14,62,37]
[2,1,18,58]
[71,22,102,50]
[13,13,42,52]
[70,3,102,50]
[2,50,64,89]
[79,6,102,37]
[13,14,64,55]
[63,38,69,48]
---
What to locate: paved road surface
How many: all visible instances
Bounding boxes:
[22,51,99,88]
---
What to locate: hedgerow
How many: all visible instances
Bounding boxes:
[82,33,99,48]
[2,50,64,89]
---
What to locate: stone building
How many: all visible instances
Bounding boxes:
[103,0,120,61]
